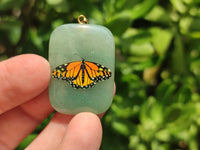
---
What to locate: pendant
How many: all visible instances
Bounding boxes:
[48,15,115,114]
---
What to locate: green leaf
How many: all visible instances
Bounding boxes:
[46,0,69,12]
[155,129,171,142]
[156,79,177,104]
[46,0,63,5]
[130,42,154,56]
[16,134,37,150]
[176,86,192,103]
[145,6,172,24]
[112,120,132,136]
[0,0,25,11]
[129,136,140,149]
[0,20,21,45]
[179,17,200,38]
[164,104,183,123]
[150,27,173,55]
[170,0,187,14]
[106,0,158,35]
[171,34,186,74]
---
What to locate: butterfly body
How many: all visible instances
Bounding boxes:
[52,58,112,89]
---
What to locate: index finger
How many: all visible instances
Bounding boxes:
[0,54,50,114]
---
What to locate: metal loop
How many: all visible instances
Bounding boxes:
[77,15,88,24]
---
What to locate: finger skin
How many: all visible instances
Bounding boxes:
[0,89,53,150]
[26,112,102,150]
[0,54,50,114]
[26,84,115,149]
[25,113,74,150]
[0,54,114,150]
[59,112,102,150]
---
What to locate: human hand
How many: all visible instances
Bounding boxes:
[0,54,102,150]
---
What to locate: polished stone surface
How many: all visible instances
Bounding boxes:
[49,24,115,114]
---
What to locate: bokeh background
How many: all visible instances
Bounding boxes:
[1,0,200,149]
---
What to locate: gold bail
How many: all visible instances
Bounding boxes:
[77,15,88,24]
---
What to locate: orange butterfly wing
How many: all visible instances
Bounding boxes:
[52,59,112,89]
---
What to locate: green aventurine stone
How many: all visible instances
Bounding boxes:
[48,24,115,114]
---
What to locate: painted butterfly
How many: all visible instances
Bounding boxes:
[52,58,112,89]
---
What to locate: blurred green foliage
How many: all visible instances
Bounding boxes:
[1,0,200,149]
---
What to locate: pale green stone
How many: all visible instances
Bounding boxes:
[48,24,115,114]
